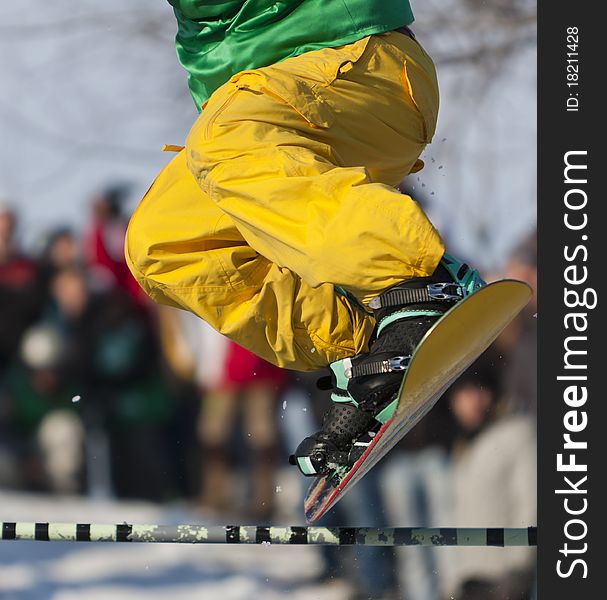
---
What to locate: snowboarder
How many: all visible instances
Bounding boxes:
[125,0,486,479]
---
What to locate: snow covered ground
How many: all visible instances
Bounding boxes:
[0,490,352,600]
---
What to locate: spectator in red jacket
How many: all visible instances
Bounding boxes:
[84,185,147,307]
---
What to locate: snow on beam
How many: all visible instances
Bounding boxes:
[1,522,537,546]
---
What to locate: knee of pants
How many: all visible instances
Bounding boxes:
[124,204,181,307]
[124,212,154,297]
[124,149,223,307]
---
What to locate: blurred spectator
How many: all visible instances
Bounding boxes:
[83,184,146,305]
[380,404,454,600]
[2,319,83,492]
[150,305,203,499]
[0,203,45,489]
[498,232,537,416]
[0,203,43,373]
[443,360,537,600]
[2,261,175,500]
[36,227,81,297]
[76,276,174,501]
[43,227,80,270]
[197,339,286,521]
[449,360,501,456]
[156,308,286,519]
[37,409,85,495]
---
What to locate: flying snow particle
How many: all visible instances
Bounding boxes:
[282,400,287,410]
[72,395,81,403]
[275,485,282,493]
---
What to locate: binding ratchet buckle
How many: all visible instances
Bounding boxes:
[386,356,411,372]
[427,282,465,302]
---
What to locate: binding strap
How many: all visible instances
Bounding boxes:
[347,356,411,378]
[369,283,465,310]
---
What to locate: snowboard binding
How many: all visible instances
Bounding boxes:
[288,403,383,478]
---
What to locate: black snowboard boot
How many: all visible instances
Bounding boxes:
[290,252,485,477]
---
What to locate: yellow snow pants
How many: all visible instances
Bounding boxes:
[125,31,444,371]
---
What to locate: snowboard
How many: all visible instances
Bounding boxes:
[304,279,532,523]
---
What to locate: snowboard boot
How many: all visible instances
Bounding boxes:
[290,252,485,477]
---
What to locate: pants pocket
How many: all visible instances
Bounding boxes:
[229,69,335,129]
[224,36,374,130]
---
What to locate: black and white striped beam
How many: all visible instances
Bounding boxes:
[1,523,537,546]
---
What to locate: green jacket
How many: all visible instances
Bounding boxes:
[168,0,414,110]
